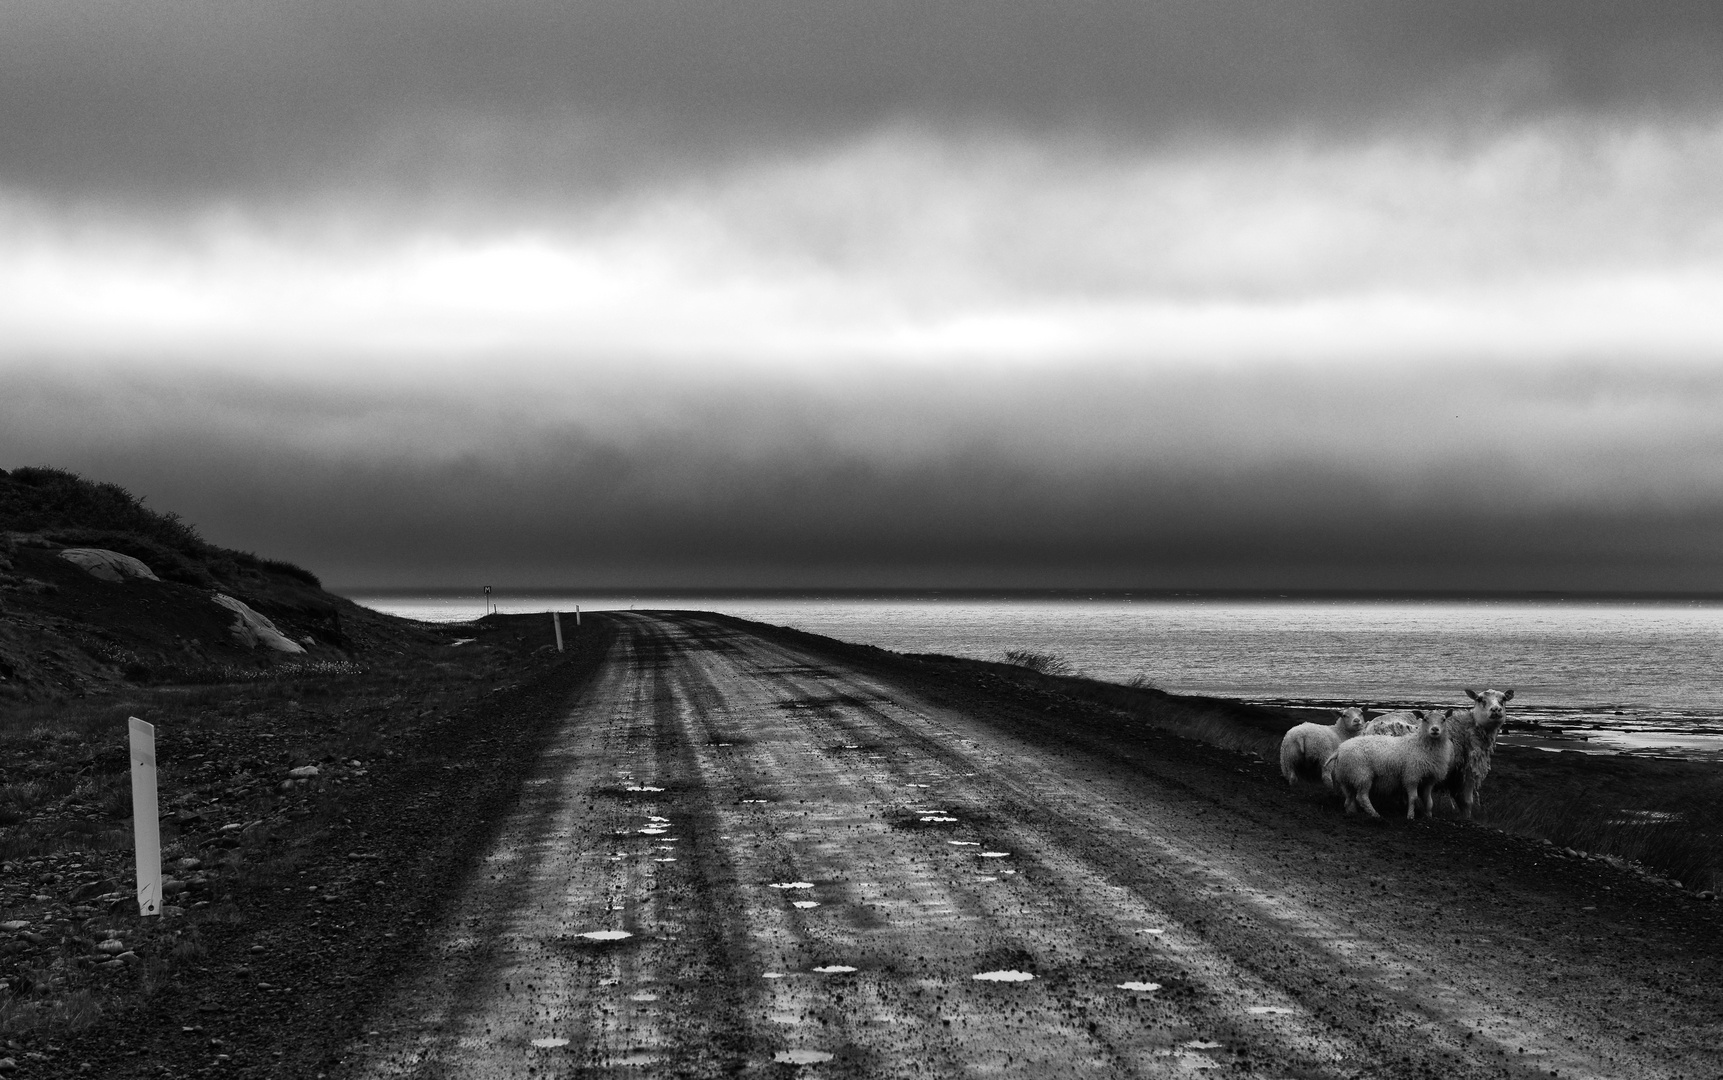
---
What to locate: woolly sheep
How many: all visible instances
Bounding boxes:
[1439,688,1514,818]
[1324,711,1455,820]
[1362,688,1514,816]
[1361,711,1420,737]
[1279,707,1366,785]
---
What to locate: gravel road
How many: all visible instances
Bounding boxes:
[340,612,1723,1079]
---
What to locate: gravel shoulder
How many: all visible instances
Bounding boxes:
[336,612,1723,1079]
[2,614,617,1079]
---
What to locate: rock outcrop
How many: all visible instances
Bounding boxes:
[58,547,161,582]
[212,594,306,654]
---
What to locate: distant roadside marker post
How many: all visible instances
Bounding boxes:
[553,611,564,652]
[484,585,492,615]
[128,717,161,917]
[576,604,581,627]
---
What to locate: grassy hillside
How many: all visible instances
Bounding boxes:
[0,467,409,703]
[0,466,319,589]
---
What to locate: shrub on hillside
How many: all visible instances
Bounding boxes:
[1,467,321,589]
[0,467,203,554]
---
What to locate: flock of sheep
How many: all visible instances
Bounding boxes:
[1279,688,1515,819]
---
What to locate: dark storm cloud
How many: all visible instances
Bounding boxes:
[4,0,1722,200]
[23,421,1723,593]
[6,360,1723,592]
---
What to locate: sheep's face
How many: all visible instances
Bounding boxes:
[1337,708,1365,736]
[1420,710,1452,744]
[1465,688,1514,726]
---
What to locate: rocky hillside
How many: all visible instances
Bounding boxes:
[0,467,413,702]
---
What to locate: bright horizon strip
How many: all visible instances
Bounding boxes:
[5,119,1723,368]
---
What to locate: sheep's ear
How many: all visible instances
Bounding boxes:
[1412,710,1425,720]
[1502,688,1515,702]
[1465,688,1480,702]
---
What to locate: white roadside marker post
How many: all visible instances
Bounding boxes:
[575,604,581,627]
[553,611,564,652]
[128,717,162,917]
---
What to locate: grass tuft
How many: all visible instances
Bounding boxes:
[1001,649,1077,677]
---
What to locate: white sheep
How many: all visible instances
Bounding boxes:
[1440,688,1514,818]
[1324,710,1455,820]
[1279,707,1366,785]
[1360,689,1514,817]
[1360,711,1420,737]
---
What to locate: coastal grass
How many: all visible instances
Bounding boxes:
[1474,758,1723,893]
[1000,649,1077,677]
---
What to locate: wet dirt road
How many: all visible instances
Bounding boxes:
[342,613,1722,1079]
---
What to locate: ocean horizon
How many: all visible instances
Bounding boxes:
[342,588,1723,759]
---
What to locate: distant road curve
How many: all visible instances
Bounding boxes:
[341,612,1722,1079]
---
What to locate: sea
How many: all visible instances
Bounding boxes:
[343,591,1723,761]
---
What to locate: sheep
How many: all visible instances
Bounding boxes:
[1366,689,1514,815]
[1438,688,1513,818]
[1279,707,1366,785]
[1324,710,1454,820]
[1360,711,1421,737]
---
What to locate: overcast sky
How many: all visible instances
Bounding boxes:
[5,1,1723,592]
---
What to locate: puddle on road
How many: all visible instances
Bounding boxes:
[1117,982,1162,992]
[1183,1040,1224,1050]
[630,992,659,1002]
[949,841,980,846]
[920,816,958,823]
[763,972,786,979]
[812,965,857,974]
[654,857,677,863]
[623,785,665,793]
[769,882,816,890]
[978,851,1010,858]
[530,1037,569,1049]
[1142,929,1165,935]
[1156,1050,1223,1071]
[774,1050,835,1065]
[971,970,1035,982]
[645,816,671,823]
[639,828,668,835]
[792,900,821,909]
[576,930,634,942]
[1248,1006,1293,1015]
[741,799,771,804]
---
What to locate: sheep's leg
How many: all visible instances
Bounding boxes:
[1355,788,1381,819]
[1404,782,1418,820]
[1456,785,1475,819]
[1340,782,1361,815]
[1415,780,1435,819]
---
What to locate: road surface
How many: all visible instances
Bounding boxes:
[340,613,1722,1078]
